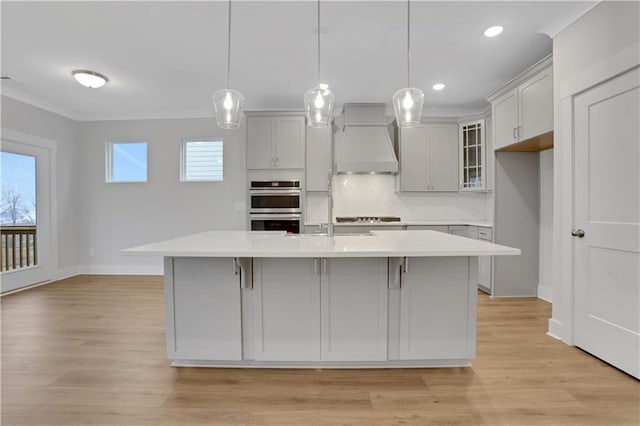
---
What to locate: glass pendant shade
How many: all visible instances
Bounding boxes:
[304,85,335,128]
[392,87,424,128]
[213,88,244,129]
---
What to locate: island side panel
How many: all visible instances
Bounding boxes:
[167,257,242,361]
[398,256,474,360]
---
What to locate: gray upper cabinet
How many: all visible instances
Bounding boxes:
[246,114,305,170]
[518,66,553,141]
[459,119,486,191]
[397,124,458,192]
[305,125,332,191]
[490,58,553,151]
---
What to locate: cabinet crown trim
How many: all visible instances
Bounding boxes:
[485,54,553,103]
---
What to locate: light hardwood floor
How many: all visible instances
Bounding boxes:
[1,275,638,425]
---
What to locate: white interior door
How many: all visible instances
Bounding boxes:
[1,133,56,293]
[573,67,640,379]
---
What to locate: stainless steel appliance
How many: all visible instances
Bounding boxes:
[249,181,301,234]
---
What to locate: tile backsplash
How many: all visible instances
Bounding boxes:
[306,174,489,223]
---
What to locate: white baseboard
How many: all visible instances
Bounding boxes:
[537,284,552,302]
[57,264,163,279]
[57,266,81,280]
[547,318,564,341]
[79,264,163,275]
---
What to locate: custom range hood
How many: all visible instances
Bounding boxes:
[335,103,399,174]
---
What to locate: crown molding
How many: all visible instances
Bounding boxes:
[536,1,600,38]
[2,86,82,121]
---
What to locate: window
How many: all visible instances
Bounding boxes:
[106,142,147,182]
[181,140,223,182]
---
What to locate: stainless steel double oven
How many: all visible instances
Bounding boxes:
[249,180,301,234]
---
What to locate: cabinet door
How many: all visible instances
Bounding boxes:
[406,225,448,233]
[247,117,275,169]
[398,126,429,191]
[253,258,320,361]
[305,125,332,191]
[518,67,553,141]
[429,124,459,191]
[492,88,518,150]
[399,257,473,360]
[321,258,388,361]
[167,257,242,360]
[448,225,468,237]
[275,116,305,169]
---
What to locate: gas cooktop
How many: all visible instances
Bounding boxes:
[336,216,402,224]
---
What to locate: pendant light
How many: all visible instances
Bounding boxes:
[392,0,424,128]
[304,0,335,128]
[213,0,244,129]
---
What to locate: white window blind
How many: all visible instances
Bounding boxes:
[181,140,223,182]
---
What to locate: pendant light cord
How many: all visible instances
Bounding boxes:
[317,0,321,86]
[227,0,232,89]
[407,0,411,87]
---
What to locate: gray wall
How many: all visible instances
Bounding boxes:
[2,96,248,275]
[76,118,247,273]
[1,96,81,272]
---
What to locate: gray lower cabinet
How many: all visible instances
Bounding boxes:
[394,257,476,360]
[166,257,242,361]
[335,225,404,234]
[252,257,388,362]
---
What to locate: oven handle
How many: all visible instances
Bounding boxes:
[250,208,301,214]
[249,189,301,195]
[249,214,301,220]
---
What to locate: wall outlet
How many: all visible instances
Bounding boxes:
[88,248,94,257]
[235,202,246,211]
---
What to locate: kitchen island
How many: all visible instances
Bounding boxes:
[124,230,519,368]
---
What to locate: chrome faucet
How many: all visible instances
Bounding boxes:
[327,169,334,237]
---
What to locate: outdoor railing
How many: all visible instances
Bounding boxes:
[1,225,37,272]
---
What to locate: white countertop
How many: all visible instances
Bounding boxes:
[123,230,519,258]
[304,221,493,228]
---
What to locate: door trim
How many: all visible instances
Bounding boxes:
[1,128,58,293]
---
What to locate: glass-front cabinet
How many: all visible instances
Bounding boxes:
[459,119,486,191]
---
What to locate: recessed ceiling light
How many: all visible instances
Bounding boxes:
[432,83,446,91]
[72,70,108,88]
[484,26,504,37]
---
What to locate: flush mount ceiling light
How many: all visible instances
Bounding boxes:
[213,0,245,130]
[304,0,335,128]
[432,83,446,91]
[484,25,504,37]
[392,0,424,128]
[72,70,108,88]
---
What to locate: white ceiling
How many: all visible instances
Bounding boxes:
[1,1,596,121]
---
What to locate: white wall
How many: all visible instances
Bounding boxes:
[76,118,247,274]
[550,1,640,341]
[538,149,553,302]
[306,175,489,223]
[1,96,81,274]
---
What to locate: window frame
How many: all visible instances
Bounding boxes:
[180,138,224,183]
[105,140,148,183]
